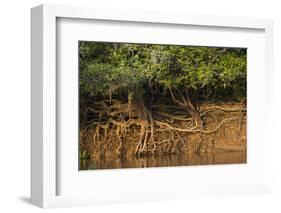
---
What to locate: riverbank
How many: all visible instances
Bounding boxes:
[79,101,246,169]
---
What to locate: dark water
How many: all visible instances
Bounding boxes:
[80,151,246,170]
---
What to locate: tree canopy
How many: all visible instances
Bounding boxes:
[79,42,246,104]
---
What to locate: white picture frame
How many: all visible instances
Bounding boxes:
[31,4,274,208]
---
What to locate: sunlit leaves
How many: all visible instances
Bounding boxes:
[79,42,246,101]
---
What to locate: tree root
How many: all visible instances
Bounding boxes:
[80,100,246,158]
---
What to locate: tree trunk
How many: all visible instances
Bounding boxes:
[169,87,203,129]
[185,99,203,129]
[132,92,151,156]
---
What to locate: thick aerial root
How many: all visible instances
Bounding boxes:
[156,116,240,134]
[201,105,246,113]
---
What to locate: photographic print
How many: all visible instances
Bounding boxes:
[79,42,247,170]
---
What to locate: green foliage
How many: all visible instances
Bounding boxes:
[79,150,90,160]
[79,42,246,102]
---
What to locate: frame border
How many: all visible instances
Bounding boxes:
[31,4,274,208]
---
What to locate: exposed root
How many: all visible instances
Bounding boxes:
[80,99,246,158]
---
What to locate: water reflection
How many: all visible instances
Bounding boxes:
[80,151,246,170]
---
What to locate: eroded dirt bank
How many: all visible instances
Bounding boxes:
[80,102,246,162]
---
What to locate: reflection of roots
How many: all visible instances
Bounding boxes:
[80,100,246,158]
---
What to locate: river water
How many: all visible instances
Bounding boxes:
[80,151,246,170]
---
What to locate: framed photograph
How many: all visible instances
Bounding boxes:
[31,4,274,208]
